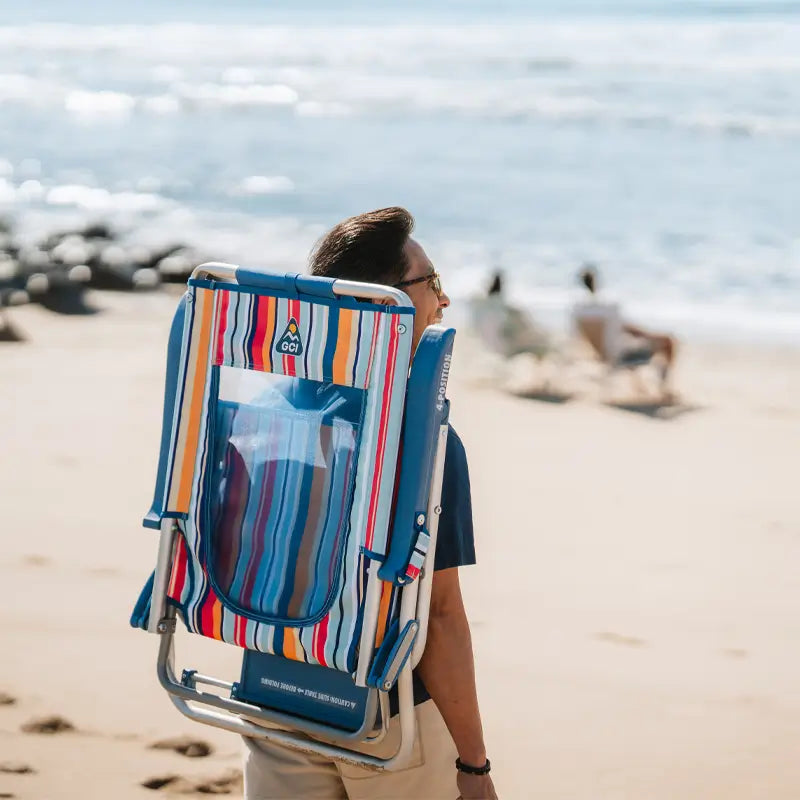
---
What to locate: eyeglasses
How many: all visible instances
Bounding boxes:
[394,271,443,298]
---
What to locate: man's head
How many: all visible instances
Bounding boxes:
[310,207,449,351]
[579,264,598,294]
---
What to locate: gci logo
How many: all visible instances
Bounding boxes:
[275,318,303,356]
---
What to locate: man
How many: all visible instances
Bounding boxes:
[243,208,497,800]
[573,264,677,399]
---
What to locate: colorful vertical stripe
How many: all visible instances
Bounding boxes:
[165,287,217,515]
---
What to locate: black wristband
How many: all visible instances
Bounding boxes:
[456,757,491,775]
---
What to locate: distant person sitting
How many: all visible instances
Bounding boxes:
[572,265,677,399]
[469,269,551,360]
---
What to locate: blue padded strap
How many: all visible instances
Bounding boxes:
[233,268,300,295]
[130,570,154,630]
[367,620,418,692]
[294,274,338,299]
[379,325,455,584]
[366,619,399,688]
[233,269,336,300]
[143,294,187,530]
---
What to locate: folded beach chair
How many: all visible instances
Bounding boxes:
[130,262,455,769]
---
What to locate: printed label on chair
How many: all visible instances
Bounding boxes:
[275,318,303,356]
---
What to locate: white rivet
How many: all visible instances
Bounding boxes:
[397,324,407,334]
[416,513,425,526]
[434,505,442,515]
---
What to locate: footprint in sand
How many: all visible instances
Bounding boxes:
[0,692,16,706]
[594,631,647,648]
[21,715,75,734]
[142,769,242,794]
[149,735,213,758]
[85,566,121,578]
[0,762,35,775]
[21,555,50,567]
[142,775,195,792]
[192,771,243,795]
[722,647,749,659]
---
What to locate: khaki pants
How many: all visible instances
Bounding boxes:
[243,700,458,799]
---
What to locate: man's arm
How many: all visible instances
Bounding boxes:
[416,567,497,799]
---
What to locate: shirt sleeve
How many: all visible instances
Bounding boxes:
[433,425,477,572]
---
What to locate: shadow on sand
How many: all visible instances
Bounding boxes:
[510,387,574,404]
[605,400,703,420]
[0,313,26,342]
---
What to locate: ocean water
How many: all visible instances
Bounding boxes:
[0,0,798,342]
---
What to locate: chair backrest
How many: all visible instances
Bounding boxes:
[470,295,550,358]
[144,267,417,674]
[573,300,622,362]
[575,314,608,359]
[136,264,457,762]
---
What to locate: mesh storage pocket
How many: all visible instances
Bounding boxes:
[205,366,363,626]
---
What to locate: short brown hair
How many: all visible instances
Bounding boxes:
[309,207,414,286]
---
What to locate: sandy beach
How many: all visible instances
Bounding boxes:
[1,289,799,799]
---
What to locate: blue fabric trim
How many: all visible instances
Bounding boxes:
[144,512,189,528]
[379,326,456,584]
[129,570,154,630]
[360,547,385,561]
[142,513,161,530]
[142,295,188,529]
[188,277,414,315]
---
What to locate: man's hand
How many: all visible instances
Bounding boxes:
[457,771,498,799]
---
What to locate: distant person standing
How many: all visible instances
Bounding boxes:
[572,264,677,399]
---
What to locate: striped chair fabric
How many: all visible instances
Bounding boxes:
[159,281,412,673]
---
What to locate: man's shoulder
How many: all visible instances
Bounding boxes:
[446,424,465,453]
[445,425,469,476]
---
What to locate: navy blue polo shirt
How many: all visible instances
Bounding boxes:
[390,423,475,714]
[432,425,476,572]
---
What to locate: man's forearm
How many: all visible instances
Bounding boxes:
[416,602,487,765]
